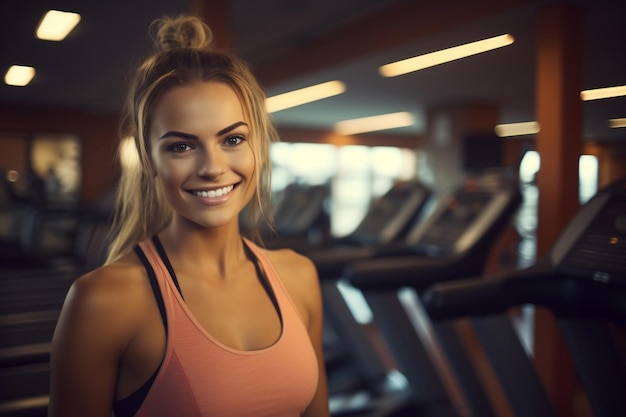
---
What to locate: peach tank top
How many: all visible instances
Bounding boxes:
[130,237,319,417]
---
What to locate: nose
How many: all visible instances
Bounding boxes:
[197,145,226,178]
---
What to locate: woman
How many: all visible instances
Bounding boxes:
[48,15,330,417]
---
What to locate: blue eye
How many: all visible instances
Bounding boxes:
[167,142,192,153]
[224,135,244,147]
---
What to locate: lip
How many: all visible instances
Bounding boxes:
[187,182,240,205]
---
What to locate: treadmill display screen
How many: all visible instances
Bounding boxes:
[416,190,493,254]
[559,199,626,285]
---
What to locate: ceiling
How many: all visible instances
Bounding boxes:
[1,0,625,142]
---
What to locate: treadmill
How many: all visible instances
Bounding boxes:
[300,181,432,406]
[303,182,432,280]
[266,182,331,244]
[344,168,523,417]
[278,179,433,256]
[239,182,331,248]
[423,176,626,417]
[308,180,432,416]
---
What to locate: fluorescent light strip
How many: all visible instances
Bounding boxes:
[379,34,514,77]
[495,121,540,137]
[581,85,626,101]
[334,112,414,135]
[609,118,626,128]
[266,81,346,113]
[4,65,36,86]
[36,10,81,41]
[494,85,626,134]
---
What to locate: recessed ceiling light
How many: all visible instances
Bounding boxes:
[4,65,36,86]
[36,10,81,41]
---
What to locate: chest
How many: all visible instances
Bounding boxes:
[175,264,282,351]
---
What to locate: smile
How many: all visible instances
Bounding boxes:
[191,184,236,198]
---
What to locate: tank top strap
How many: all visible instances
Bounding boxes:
[133,242,168,330]
[240,238,304,323]
[150,235,184,298]
[241,239,281,288]
[135,239,186,318]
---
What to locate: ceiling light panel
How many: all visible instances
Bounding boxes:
[334,112,414,135]
[494,121,540,137]
[580,85,626,101]
[380,34,514,77]
[36,10,81,41]
[4,65,36,86]
[266,81,346,113]
[609,118,626,128]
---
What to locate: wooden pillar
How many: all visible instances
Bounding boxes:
[534,4,584,416]
[190,0,234,51]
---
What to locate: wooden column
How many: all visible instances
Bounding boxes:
[534,4,584,416]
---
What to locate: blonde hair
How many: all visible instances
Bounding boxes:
[106,15,277,263]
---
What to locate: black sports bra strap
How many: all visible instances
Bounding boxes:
[114,245,167,417]
[151,235,184,299]
[243,241,281,322]
[133,244,168,331]
[149,236,280,321]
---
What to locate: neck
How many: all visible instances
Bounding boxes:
[157,217,249,278]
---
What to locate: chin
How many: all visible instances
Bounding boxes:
[184,213,239,231]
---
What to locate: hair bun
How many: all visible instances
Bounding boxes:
[153,15,213,52]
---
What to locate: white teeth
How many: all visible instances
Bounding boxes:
[193,184,234,198]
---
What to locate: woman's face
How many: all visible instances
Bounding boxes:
[149,81,256,231]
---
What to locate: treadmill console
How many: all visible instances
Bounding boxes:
[274,184,329,236]
[412,190,494,256]
[405,170,521,257]
[552,178,626,285]
[342,181,430,246]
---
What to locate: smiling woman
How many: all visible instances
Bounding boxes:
[47,15,330,417]
[149,82,256,230]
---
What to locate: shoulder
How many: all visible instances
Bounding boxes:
[48,253,156,416]
[264,247,317,276]
[70,253,149,308]
[263,246,319,289]
[261,247,322,326]
[56,252,154,345]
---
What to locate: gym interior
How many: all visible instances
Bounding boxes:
[1,1,625,416]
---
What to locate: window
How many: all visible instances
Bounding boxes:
[270,143,416,237]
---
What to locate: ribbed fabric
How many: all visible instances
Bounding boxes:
[133,238,319,417]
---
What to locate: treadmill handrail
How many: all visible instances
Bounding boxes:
[346,254,468,293]
[421,176,626,324]
[422,263,626,324]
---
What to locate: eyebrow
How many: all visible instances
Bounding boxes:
[217,121,248,136]
[158,121,249,141]
[158,131,197,141]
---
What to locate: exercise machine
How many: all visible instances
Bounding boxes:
[423,176,626,417]
[345,168,523,417]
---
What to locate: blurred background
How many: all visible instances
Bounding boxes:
[1,0,624,236]
[1,1,625,416]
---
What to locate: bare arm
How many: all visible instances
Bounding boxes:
[48,267,137,417]
[301,256,331,417]
[270,250,331,417]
